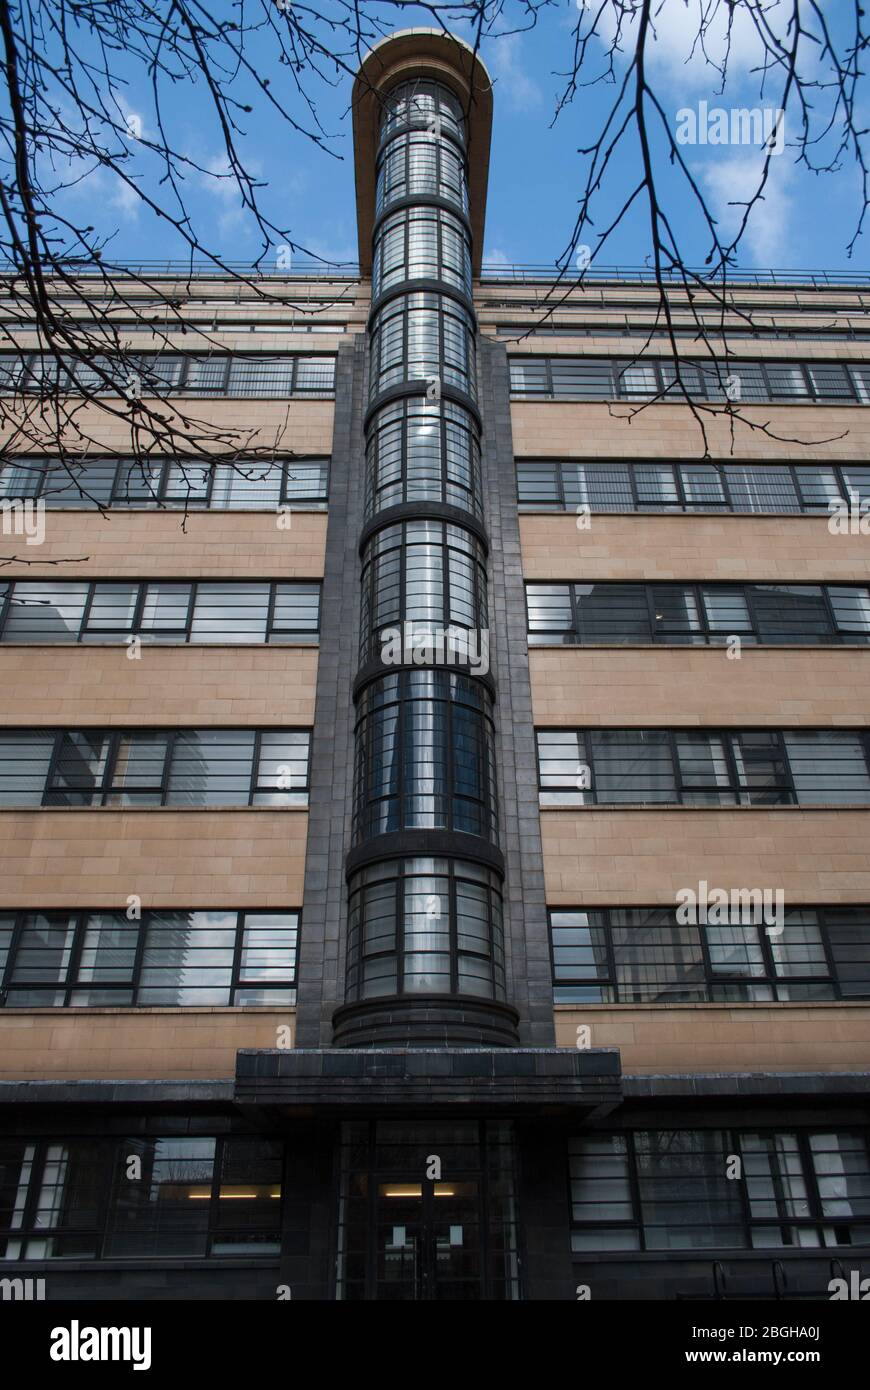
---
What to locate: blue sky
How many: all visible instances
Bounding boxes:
[45,2,870,276]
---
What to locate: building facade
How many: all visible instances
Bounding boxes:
[1,29,869,1301]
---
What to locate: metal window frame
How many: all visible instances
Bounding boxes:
[536,726,870,807]
[0,906,300,1008]
[8,725,311,808]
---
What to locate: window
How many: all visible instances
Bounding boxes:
[525,582,870,646]
[379,79,466,145]
[359,519,488,665]
[569,1129,870,1252]
[0,456,328,510]
[509,355,866,404]
[346,858,504,1001]
[536,727,870,807]
[0,908,298,1007]
[369,292,476,400]
[375,132,468,218]
[516,459,865,515]
[353,672,498,842]
[0,1135,282,1259]
[0,728,310,807]
[549,905,870,1003]
[365,398,482,520]
[0,580,320,644]
[0,353,335,399]
[372,206,472,298]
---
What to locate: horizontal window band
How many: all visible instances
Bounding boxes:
[371,192,473,245]
[358,500,488,553]
[352,655,495,702]
[368,279,477,332]
[344,832,505,880]
[363,381,481,433]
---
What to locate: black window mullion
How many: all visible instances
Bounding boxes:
[624,1135,646,1252]
[205,1137,224,1258]
[130,909,149,1004]
[449,868,459,995]
[732,1129,759,1246]
[601,911,619,1002]
[185,581,198,642]
[129,582,147,638]
[41,730,63,807]
[667,728,686,803]
[0,580,14,638]
[396,871,405,993]
[722,731,747,804]
[77,582,98,640]
[741,585,765,643]
[776,729,800,805]
[250,729,262,806]
[63,910,89,1006]
[161,730,178,806]
[816,910,841,1000]
[265,582,278,643]
[696,919,716,1003]
[819,584,845,642]
[229,910,246,1002]
[101,731,121,804]
[2,911,27,1001]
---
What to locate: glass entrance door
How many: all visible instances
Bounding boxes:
[337,1121,520,1300]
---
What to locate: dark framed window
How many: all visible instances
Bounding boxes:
[375,131,469,219]
[516,458,868,515]
[549,905,870,1003]
[0,1135,282,1260]
[0,907,298,1007]
[346,857,505,1001]
[0,579,320,644]
[353,671,498,842]
[373,206,472,299]
[359,519,488,664]
[0,353,335,399]
[536,727,870,807]
[569,1129,870,1252]
[369,291,476,401]
[0,456,329,509]
[379,79,467,146]
[0,727,310,807]
[526,581,870,646]
[364,398,482,520]
[509,355,870,404]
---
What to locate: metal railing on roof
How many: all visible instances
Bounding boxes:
[476,263,870,289]
[1,259,869,290]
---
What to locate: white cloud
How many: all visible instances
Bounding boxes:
[697,150,798,265]
[485,33,542,112]
[482,246,512,267]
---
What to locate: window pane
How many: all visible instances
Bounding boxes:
[254,731,309,805]
[3,582,88,642]
[46,731,110,806]
[0,731,54,805]
[828,586,870,642]
[105,1137,216,1256]
[106,732,169,805]
[76,912,138,984]
[83,583,139,636]
[270,583,320,640]
[140,583,192,637]
[190,583,270,643]
[590,730,676,804]
[166,730,255,805]
[784,731,870,805]
[635,1130,745,1250]
[138,910,235,1005]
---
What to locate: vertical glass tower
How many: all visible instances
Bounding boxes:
[334,55,518,1048]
